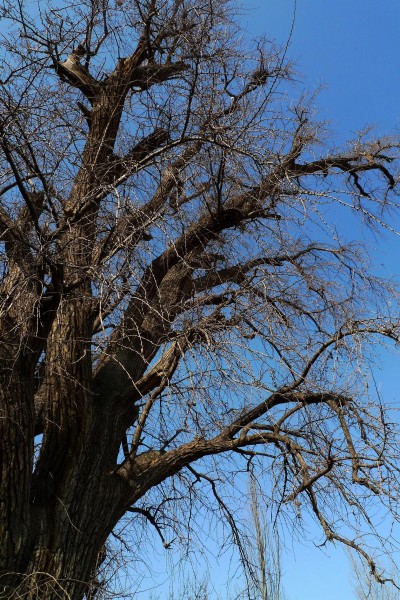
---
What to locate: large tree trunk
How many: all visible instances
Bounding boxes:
[2,346,136,599]
[17,474,124,599]
[0,360,35,590]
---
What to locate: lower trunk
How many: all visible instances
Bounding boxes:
[0,360,35,593]
[10,534,104,600]
[2,469,129,600]
[1,379,135,599]
[2,546,102,599]
[1,297,148,598]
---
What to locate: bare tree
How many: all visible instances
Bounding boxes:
[242,477,286,600]
[1,0,400,598]
[150,476,288,600]
[350,553,400,600]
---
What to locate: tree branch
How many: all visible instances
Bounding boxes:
[56,45,100,101]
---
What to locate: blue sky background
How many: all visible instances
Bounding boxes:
[242,2,400,599]
[245,0,400,137]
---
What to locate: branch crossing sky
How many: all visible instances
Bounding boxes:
[245,3,400,598]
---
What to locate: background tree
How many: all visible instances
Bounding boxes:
[228,476,288,600]
[146,476,287,600]
[1,0,400,598]
[243,477,287,600]
[350,553,400,600]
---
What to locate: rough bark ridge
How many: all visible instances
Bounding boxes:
[1,1,400,598]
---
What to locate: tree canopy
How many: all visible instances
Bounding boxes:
[1,1,400,598]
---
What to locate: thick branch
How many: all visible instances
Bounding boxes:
[117,390,350,497]
[123,61,189,92]
[292,153,396,189]
[132,339,187,401]
[192,245,341,292]
[56,45,100,101]
[108,128,170,186]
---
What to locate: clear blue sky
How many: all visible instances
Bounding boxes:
[245,0,400,136]
[242,2,400,599]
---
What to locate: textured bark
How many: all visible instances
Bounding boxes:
[0,362,35,588]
